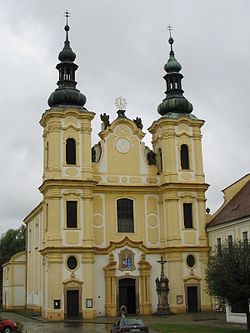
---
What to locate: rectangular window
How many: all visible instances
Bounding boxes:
[66,201,77,228]
[217,237,221,248]
[35,223,39,249]
[28,229,32,252]
[117,199,134,232]
[228,235,233,243]
[243,231,248,243]
[183,203,193,228]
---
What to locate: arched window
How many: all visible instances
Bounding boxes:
[66,138,76,165]
[180,144,189,169]
[117,198,134,233]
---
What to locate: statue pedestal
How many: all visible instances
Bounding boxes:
[154,275,171,315]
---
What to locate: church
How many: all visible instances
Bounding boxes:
[2,20,211,320]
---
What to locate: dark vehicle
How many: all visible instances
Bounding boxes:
[0,319,17,333]
[111,318,148,333]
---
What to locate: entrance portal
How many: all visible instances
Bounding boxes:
[67,290,79,318]
[119,278,136,314]
[187,286,198,312]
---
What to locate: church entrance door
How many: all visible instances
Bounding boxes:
[119,278,136,314]
[67,290,79,318]
[187,286,198,312]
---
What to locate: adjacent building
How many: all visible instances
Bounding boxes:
[2,22,212,320]
[206,174,250,324]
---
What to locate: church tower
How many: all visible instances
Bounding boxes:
[148,33,210,312]
[39,17,96,319]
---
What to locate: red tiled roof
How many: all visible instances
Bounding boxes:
[207,181,250,227]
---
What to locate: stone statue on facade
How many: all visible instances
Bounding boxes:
[147,150,156,166]
[133,117,143,129]
[100,113,110,130]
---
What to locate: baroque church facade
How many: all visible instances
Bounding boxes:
[2,22,212,320]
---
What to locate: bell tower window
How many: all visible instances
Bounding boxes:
[66,138,76,165]
[181,144,189,169]
[66,201,77,228]
[183,203,193,228]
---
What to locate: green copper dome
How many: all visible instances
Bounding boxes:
[164,52,182,73]
[164,37,182,73]
[157,36,193,116]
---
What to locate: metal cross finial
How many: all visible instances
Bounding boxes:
[157,256,167,278]
[64,10,70,25]
[167,24,173,38]
[167,24,174,51]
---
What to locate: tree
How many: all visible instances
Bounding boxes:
[206,240,250,330]
[0,225,26,305]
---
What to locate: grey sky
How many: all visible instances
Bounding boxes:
[0,1,250,235]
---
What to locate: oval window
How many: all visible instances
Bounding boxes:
[67,256,78,270]
[187,255,195,268]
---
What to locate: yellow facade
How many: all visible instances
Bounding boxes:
[2,25,212,320]
[2,252,26,309]
[14,106,210,320]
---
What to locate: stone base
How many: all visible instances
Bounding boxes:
[154,309,172,316]
[3,305,26,310]
[83,308,96,319]
[169,306,186,313]
[105,304,117,317]
[140,303,152,315]
[154,304,171,316]
[45,310,64,321]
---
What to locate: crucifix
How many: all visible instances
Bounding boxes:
[155,256,170,315]
[167,24,173,38]
[157,256,167,279]
[167,24,174,51]
[63,10,71,42]
[64,10,70,25]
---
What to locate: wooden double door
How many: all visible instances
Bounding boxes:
[119,278,136,314]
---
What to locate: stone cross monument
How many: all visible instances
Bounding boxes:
[155,256,171,315]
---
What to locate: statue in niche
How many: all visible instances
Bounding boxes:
[133,117,143,129]
[100,113,110,130]
[147,150,156,165]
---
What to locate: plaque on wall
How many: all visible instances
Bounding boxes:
[176,295,184,305]
[118,248,135,271]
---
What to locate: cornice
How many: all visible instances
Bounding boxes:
[39,178,97,193]
[40,108,95,127]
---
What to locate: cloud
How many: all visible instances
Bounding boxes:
[0,0,249,234]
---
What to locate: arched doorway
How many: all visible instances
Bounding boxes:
[119,278,136,314]
[184,276,201,313]
[63,277,83,319]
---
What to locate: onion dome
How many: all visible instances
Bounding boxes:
[48,21,86,108]
[157,35,193,116]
